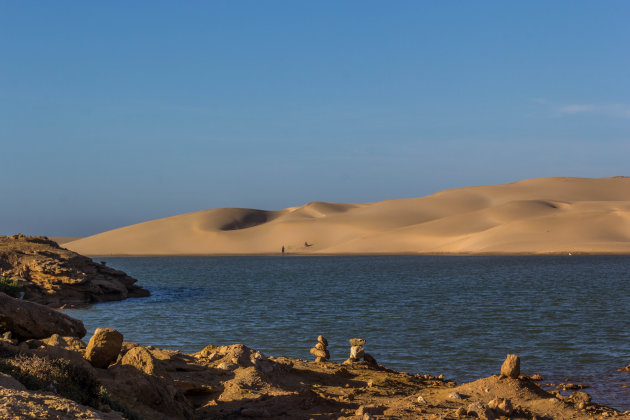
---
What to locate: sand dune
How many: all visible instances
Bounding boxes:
[64,177,630,255]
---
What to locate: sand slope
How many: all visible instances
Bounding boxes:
[64,177,630,255]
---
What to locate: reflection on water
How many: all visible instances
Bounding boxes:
[65,255,630,411]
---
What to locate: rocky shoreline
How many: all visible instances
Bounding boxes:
[0,239,628,419]
[0,291,628,419]
[0,234,149,307]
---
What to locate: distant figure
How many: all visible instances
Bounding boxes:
[282,245,285,255]
[304,241,312,247]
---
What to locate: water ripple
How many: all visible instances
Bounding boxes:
[64,255,630,411]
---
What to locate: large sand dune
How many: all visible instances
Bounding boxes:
[64,177,630,255]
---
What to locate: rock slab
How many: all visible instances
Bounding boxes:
[0,292,86,340]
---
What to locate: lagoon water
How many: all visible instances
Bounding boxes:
[64,255,630,411]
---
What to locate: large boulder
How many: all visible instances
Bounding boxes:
[84,328,123,368]
[0,292,86,340]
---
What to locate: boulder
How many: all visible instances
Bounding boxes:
[500,354,520,378]
[121,346,164,376]
[0,292,86,340]
[84,328,123,368]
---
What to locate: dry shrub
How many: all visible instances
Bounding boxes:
[0,353,100,406]
[0,352,141,419]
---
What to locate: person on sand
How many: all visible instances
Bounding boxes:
[281,245,285,255]
[304,241,312,247]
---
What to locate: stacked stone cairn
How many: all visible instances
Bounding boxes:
[345,338,378,367]
[309,335,330,363]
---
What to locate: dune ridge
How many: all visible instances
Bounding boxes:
[64,177,630,256]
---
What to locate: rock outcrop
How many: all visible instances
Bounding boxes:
[0,234,149,307]
[0,292,86,340]
[0,297,625,419]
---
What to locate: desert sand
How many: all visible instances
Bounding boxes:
[64,177,630,256]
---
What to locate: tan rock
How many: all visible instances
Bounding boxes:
[350,345,364,359]
[500,354,520,378]
[84,328,123,368]
[121,346,163,376]
[467,401,497,420]
[41,334,86,351]
[488,397,513,416]
[317,335,328,346]
[569,391,592,404]
[349,338,366,346]
[309,347,326,358]
[315,342,326,350]
[355,404,384,416]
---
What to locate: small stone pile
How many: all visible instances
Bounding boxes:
[309,335,330,362]
[344,338,378,367]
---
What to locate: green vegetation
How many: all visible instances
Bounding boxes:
[0,352,141,420]
[0,277,25,298]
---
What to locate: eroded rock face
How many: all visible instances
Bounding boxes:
[0,235,149,307]
[84,328,123,368]
[0,292,86,340]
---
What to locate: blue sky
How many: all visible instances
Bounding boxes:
[1,1,629,236]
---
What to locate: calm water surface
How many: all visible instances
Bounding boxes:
[64,256,630,411]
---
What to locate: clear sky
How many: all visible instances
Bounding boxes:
[1,1,629,236]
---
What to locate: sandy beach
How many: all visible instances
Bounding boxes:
[63,177,630,256]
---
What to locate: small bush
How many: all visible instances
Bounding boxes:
[0,353,100,406]
[0,277,25,298]
[0,353,140,419]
